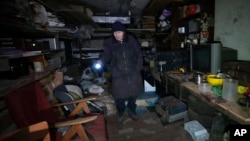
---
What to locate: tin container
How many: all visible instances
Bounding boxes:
[193,72,203,84]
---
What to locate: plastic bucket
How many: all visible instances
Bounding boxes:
[222,78,238,101]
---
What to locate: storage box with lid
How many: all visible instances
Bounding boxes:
[155,95,188,124]
[184,120,209,141]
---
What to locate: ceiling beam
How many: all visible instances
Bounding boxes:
[143,0,174,16]
[65,0,104,14]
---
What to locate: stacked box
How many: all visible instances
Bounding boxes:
[155,95,188,124]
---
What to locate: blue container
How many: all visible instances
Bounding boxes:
[136,92,159,107]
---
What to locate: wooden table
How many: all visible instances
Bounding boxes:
[180,82,250,125]
[151,70,250,124]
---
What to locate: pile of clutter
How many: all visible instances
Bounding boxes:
[80,67,105,95]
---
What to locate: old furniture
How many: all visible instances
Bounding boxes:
[4,81,107,141]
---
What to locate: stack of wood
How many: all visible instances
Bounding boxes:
[141,16,156,29]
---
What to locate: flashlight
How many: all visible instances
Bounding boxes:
[93,62,102,70]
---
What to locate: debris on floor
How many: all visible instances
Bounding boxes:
[107,110,193,141]
[139,128,156,134]
[123,118,132,125]
[143,118,158,124]
[118,127,134,134]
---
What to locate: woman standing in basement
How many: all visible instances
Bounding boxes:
[99,21,143,123]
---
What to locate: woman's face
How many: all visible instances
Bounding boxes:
[113,31,124,41]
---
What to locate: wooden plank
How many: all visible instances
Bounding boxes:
[215,101,250,124]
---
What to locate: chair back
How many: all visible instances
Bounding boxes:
[65,85,83,98]
[4,81,58,128]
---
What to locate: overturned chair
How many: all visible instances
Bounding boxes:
[4,81,108,141]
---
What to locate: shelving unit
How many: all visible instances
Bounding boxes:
[71,47,103,70]
[176,0,214,47]
[0,0,95,134]
[0,64,58,97]
[155,0,215,50]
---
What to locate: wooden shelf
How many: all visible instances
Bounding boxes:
[177,13,201,25]
[0,21,55,38]
[166,0,215,49]
[94,28,155,33]
[0,64,59,98]
[0,49,64,60]
[178,31,200,36]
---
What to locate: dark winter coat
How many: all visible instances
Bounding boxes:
[100,34,143,99]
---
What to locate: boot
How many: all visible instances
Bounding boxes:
[128,109,139,121]
[117,112,126,123]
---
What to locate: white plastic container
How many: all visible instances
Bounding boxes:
[198,83,212,94]
[184,120,209,141]
[222,78,238,101]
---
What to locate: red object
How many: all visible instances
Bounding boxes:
[189,5,197,15]
[244,87,250,97]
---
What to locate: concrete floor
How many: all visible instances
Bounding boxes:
[106,110,194,141]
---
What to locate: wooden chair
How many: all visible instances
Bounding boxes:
[4,81,107,141]
[0,121,50,141]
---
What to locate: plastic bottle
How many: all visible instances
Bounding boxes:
[211,112,225,141]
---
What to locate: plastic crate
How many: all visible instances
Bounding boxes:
[184,120,209,141]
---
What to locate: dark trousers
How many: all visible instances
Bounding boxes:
[115,96,137,116]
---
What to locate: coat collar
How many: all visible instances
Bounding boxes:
[112,33,128,44]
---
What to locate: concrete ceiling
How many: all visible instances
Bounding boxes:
[74,0,151,17]
[39,0,173,27]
